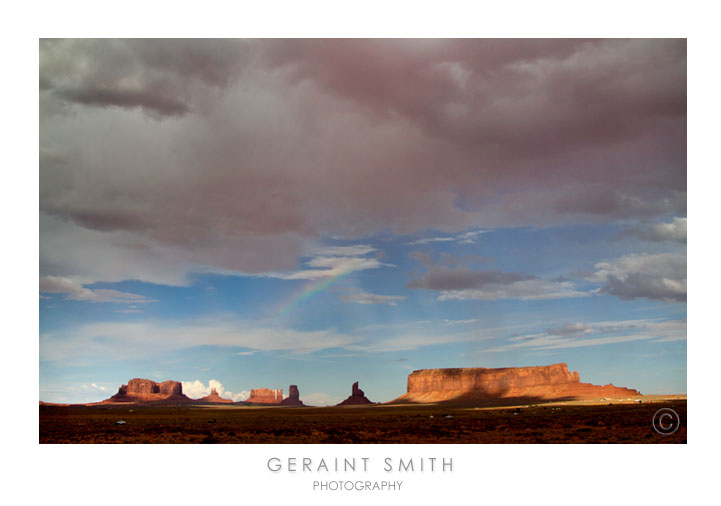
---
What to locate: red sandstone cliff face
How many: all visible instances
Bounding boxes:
[196,388,233,404]
[246,388,283,404]
[104,378,193,404]
[393,363,640,403]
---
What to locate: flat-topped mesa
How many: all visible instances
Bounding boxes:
[246,387,283,405]
[337,381,374,405]
[104,378,192,404]
[394,363,641,404]
[407,363,580,394]
[280,385,304,406]
[196,388,233,404]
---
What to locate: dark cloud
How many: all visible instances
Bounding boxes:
[407,257,588,301]
[271,39,686,211]
[39,39,686,285]
[554,185,685,219]
[40,39,249,118]
[56,84,190,117]
[408,266,535,291]
[554,184,627,216]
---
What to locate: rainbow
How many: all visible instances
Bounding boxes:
[276,270,355,317]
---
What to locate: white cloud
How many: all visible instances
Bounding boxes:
[443,319,479,325]
[590,253,686,302]
[620,217,686,243]
[40,318,359,362]
[546,322,594,337]
[353,333,477,352]
[650,217,687,243]
[340,291,406,305]
[409,229,487,245]
[181,379,249,402]
[351,324,518,353]
[482,318,686,353]
[39,382,112,403]
[356,320,432,332]
[341,316,685,355]
[39,275,156,304]
[348,320,538,353]
[265,244,391,280]
[436,278,589,301]
[308,245,376,257]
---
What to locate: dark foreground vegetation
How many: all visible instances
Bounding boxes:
[39,400,686,444]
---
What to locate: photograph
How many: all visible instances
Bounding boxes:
[39,38,686,444]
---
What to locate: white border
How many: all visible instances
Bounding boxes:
[4,1,715,504]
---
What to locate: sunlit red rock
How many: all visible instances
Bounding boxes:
[247,387,283,404]
[104,378,193,403]
[393,363,641,403]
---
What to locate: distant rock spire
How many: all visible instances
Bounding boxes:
[337,381,374,405]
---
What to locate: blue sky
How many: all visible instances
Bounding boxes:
[39,220,686,404]
[39,39,686,404]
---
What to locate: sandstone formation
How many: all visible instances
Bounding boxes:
[337,381,374,405]
[196,388,233,404]
[392,363,641,404]
[246,388,283,404]
[104,378,193,404]
[280,384,304,406]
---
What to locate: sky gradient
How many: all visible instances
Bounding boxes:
[39,39,686,405]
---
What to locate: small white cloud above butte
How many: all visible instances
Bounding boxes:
[181,379,249,402]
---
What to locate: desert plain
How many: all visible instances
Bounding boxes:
[39,396,685,444]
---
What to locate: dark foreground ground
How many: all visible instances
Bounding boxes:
[39,398,685,443]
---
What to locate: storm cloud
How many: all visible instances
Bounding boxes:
[40,39,686,286]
